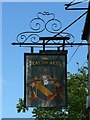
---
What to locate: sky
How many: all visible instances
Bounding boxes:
[1,0,85,2]
[1,1,88,119]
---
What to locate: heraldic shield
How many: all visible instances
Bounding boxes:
[24,52,67,107]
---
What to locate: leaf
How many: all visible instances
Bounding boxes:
[32,66,88,119]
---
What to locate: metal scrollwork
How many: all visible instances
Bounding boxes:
[17,32,40,43]
[37,12,55,20]
[46,19,62,33]
[16,11,74,45]
[30,18,45,32]
[17,12,63,43]
[50,32,74,44]
[30,34,40,43]
[59,32,74,43]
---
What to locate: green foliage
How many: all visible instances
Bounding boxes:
[67,66,88,119]
[16,66,89,119]
[32,66,89,119]
[16,98,28,113]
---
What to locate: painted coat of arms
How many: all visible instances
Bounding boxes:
[24,52,67,107]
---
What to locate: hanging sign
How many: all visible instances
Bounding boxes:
[24,51,67,107]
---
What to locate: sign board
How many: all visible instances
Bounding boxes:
[24,51,67,107]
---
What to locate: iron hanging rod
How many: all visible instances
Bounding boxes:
[39,37,70,40]
[65,8,88,10]
[54,11,88,37]
[11,42,90,46]
[45,11,87,44]
[65,0,88,10]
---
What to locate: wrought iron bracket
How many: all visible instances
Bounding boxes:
[39,37,70,51]
[12,12,74,51]
[12,12,89,52]
[12,36,70,51]
[12,41,90,46]
[65,0,88,10]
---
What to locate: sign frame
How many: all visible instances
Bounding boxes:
[24,51,67,107]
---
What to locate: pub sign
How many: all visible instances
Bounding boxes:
[24,51,67,107]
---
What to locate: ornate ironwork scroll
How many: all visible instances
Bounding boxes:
[16,12,72,45]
